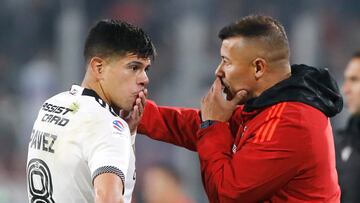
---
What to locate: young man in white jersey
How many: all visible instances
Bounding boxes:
[26,19,156,203]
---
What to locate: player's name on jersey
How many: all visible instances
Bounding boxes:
[41,102,74,127]
[29,129,57,153]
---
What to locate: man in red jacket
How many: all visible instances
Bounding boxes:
[131,15,343,202]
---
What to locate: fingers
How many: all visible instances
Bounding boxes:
[230,90,248,106]
[122,89,148,135]
[131,105,139,119]
[132,89,146,117]
[133,98,142,117]
[138,90,147,114]
[200,95,207,121]
[143,88,148,98]
[207,77,225,103]
[213,77,222,93]
[138,91,147,111]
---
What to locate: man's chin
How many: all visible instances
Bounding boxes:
[123,104,134,112]
[114,102,133,112]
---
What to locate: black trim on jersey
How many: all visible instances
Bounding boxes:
[82,87,101,98]
[92,166,125,194]
[82,88,118,116]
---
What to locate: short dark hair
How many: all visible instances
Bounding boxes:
[218,15,289,57]
[84,19,156,62]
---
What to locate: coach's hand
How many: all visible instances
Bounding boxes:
[201,78,247,122]
[120,89,147,135]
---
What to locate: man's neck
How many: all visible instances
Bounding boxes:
[254,63,291,98]
[81,79,112,108]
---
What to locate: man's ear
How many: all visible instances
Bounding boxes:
[252,58,267,80]
[89,57,105,80]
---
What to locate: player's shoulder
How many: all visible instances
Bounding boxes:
[75,87,121,119]
[43,85,129,127]
[280,102,326,119]
[69,85,129,131]
[262,102,328,131]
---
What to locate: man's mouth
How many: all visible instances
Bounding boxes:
[220,79,233,101]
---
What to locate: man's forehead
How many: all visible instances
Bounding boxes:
[221,36,254,55]
[221,39,235,58]
[221,37,244,49]
[221,37,258,60]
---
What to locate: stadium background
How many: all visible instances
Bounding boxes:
[0,0,359,202]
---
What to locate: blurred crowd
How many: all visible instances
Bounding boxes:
[0,0,360,202]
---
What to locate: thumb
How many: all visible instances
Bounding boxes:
[230,90,248,106]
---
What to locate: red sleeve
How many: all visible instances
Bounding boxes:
[196,111,308,202]
[138,100,201,151]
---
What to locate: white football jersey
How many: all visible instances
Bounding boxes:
[26,85,136,203]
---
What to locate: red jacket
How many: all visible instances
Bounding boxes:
[139,65,342,202]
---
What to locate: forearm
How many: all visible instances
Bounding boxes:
[139,100,200,151]
[95,193,124,203]
[94,173,125,203]
[197,122,234,200]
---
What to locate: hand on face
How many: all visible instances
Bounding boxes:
[120,89,147,135]
[201,77,248,122]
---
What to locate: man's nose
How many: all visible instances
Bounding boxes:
[139,71,149,86]
[215,64,224,77]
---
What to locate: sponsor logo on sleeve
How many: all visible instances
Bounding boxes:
[113,120,125,132]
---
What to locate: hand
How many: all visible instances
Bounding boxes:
[120,89,148,135]
[201,78,248,122]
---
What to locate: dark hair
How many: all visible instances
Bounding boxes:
[352,51,360,59]
[84,19,156,62]
[218,15,289,55]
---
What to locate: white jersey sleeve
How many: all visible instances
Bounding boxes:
[83,116,131,189]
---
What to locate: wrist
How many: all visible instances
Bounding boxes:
[130,127,137,135]
[200,120,217,129]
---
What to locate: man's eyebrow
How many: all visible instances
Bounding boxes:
[127,61,151,69]
[126,61,144,66]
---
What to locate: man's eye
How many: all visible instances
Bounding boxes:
[130,66,138,71]
[145,67,150,72]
